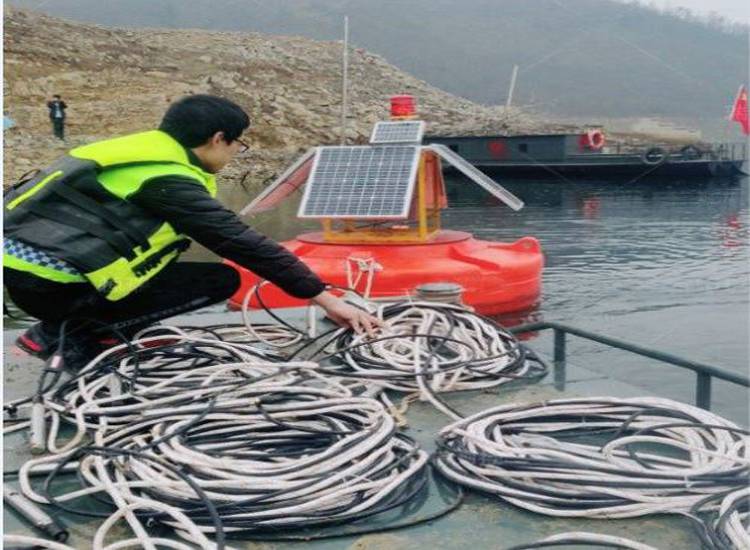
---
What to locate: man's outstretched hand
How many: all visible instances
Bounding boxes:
[311,291,382,336]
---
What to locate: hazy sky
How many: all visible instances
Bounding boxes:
[654,0,749,23]
[13,0,750,24]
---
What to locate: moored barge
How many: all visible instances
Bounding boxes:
[425,132,747,178]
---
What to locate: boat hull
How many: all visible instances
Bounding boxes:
[424,134,746,179]
[466,159,745,179]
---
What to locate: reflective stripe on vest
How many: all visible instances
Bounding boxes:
[3,253,87,283]
[85,222,190,300]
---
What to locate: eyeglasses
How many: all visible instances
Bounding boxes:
[235,138,249,153]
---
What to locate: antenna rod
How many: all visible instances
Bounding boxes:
[341,15,349,145]
[506,64,519,108]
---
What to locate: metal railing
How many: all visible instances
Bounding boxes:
[610,142,748,162]
[701,142,747,162]
[509,321,749,410]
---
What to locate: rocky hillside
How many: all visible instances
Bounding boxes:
[3,7,573,191]
[8,0,747,128]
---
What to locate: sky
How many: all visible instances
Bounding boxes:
[12,0,750,24]
[652,0,749,23]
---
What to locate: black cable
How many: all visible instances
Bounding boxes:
[505,539,643,550]
[39,446,226,549]
[253,282,307,336]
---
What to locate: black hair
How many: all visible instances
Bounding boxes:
[159,94,250,148]
[53,94,61,99]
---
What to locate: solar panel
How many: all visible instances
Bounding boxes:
[298,145,420,219]
[370,121,425,144]
[426,144,525,211]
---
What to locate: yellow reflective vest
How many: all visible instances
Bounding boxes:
[4,130,216,300]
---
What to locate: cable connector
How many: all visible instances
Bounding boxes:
[3,485,68,542]
[29,400,47,455]
[46,353,64,371]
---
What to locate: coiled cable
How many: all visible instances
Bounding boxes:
[318,301,547,419]
[15,338,430,548]
[687,487,749,550]
[435,396,750,519]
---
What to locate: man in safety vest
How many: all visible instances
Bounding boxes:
[4,94,379,366]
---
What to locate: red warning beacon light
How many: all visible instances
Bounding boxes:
[390,95,417,119]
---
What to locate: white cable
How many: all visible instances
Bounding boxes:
[240,282,304,348]
[435,396,749,519]
[333,302,540,399]
[345,256,381,299]
[2,534,76,550]
[513,531,660,549]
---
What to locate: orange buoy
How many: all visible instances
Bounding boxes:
[229,97,543,316]
[227,230,542,315]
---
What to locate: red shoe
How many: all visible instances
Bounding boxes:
[15,323,58,361]
[16,323,103,371]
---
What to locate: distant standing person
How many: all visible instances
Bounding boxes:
[47,94,67,139]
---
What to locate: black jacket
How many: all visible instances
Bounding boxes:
[130,174,325,300]
[47,100,67,120]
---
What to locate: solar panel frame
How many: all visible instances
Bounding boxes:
[426,144,525,211]
[239,148,316,216]
[298,145,421,219]
[370,120,425,144]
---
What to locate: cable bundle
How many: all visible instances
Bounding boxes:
[156,322,304,349]
[134,324,295,356]
[10,327,429,548]
[3,326,285,435]
[324,302,546,418]
[10,331,296,451]
[20,389,427,549]
[435,397,750,518]
[689,487,749,550]
[45,359,331,455]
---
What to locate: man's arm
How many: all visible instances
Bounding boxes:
[131,177,326,299]
[131,177,381,334]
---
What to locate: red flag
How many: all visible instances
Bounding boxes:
[730,85,749,135]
